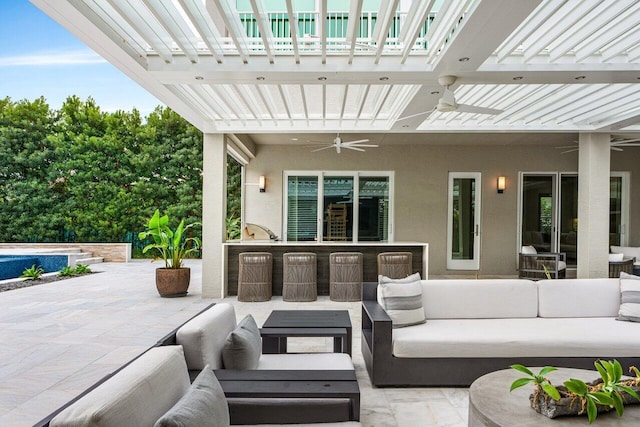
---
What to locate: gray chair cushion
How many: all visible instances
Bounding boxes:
[618,272,640,322]
[155,365,230,427]
[222,314,261,369]
[377,273,426,328]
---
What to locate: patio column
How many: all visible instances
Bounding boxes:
[577,132,610,278]
[202,133,227,298]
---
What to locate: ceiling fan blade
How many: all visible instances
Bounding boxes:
[442,88,455,105]
[397,107,436,122]
[556,145,578,149]
[611,147,624,151]
[342,139,370,145]
[455,104,503,115]
[612,138,640,145]
[350,144,378,148]
[343,146,365,152]
[617,143,640,146]
[561,148,579,154]
[311,145,335,152]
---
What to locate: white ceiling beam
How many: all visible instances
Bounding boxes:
[175,84,228,124]
[249,0,275,64]
[370,85,393,124]
[399,0,435,64]
[355,85,371,123]
[595,110,640,131]
[600,28,640,63]
[339,85,349,126]
[425,0,470,62]
[142,0,199,63]
[255,86,278,124]
[374,0,400,64]
[207,0,250,63]
[495,0,567,62]
[285,0,300,64]
[322,84,327,124]
[529,85,607,123]
[574,89,640,125]
[104,0,174,63]
[547,1,631,62]
[277,85,293,124]
[177,0,224,63]
[346,0,363,65]
[556,85,640,123]
[431,0,543,75]
[521,0,600,63]
[319,0,327,65]
[299,85,309,125]
[573,3,640,62]
[231,86,262,124]
[203,85,247,125]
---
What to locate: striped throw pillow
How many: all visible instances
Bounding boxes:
[618,272,640,322]
[378,273,426,328]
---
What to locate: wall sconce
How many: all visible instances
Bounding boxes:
[497,176,506,194]
[259,175,266,192]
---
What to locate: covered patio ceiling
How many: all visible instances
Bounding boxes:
[32,0,640,136]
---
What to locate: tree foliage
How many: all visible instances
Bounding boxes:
[0,96,208,254]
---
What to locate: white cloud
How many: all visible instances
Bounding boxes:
[0,49,107,67]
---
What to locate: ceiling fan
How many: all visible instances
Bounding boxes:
[398,75,503,121]
[310,134,378,154]
[558,136,640,154]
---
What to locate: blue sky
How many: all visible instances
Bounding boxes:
[0,1,163,115]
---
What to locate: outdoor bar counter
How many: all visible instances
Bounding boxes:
[223,242,428,296]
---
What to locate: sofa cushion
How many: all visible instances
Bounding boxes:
[538,278,620,318]
[155,365,230,427]
[378,273,426,328]
[222,314,262,369]
[177,303,237,370]
[618,272,640,322]
[257,353,354,370]
[611,246,640,266]
[421,279,538,319]
[50,346,190,427]
[392,317,640,358]
[609,253,625,262]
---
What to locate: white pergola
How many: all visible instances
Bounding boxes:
[31,0,640,296]
[31,0,640,134]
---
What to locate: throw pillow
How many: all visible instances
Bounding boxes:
[609,253,625,262]
[154,365,230,427]
[222,314,261,369]
[377,273,426,328]
[618,272,640,322]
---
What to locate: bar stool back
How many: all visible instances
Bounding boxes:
[282,252,317,302]
[329,252,363,302]
[238,252,272,302]
[377,252,413,279]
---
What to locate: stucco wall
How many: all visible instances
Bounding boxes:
[243,139,639,276]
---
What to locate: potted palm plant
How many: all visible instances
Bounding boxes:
[139,209,201,297]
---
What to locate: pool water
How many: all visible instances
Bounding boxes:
[0,255,69,280]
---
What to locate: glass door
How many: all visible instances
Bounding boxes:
[447,172,481,270]
[521,174,555,253]
[558,175,578,266]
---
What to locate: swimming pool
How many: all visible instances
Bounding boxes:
[0,255,69,280]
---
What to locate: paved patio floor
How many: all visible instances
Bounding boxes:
[0,260,468,427]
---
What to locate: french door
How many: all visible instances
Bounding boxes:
[447,172,481,270]
[519,172,629,268]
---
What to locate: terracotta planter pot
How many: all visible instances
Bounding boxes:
[155,267,190,297]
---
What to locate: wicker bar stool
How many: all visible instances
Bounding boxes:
[377,252,413,279]
[237,252,272,302]
[329,252,363,302]
[282,252,317,302]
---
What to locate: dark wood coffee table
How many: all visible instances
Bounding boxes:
[261,310,352,356]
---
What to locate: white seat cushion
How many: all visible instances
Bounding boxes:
[257,353,354,370]
[51,346,190,427]
[521,245,537,254]
[239,423,361,427]
[392,318,640,358]
[538,278,620,317]
[177,303,237,370]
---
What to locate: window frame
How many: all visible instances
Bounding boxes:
[283,170,394,242]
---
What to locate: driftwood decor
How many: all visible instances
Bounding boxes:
[530,379,640,419]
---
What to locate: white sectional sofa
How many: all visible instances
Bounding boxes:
[362,278,640,387]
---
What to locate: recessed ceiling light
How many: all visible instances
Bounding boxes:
[195,76,204,80]
[430,91,440,95]
[290,138,299,141]
[379,77,389,81]
[256,76,265,81]
[458,57,470,62]
[575,75,586,80]
[512,76,523,80]
[318,76,327,81]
